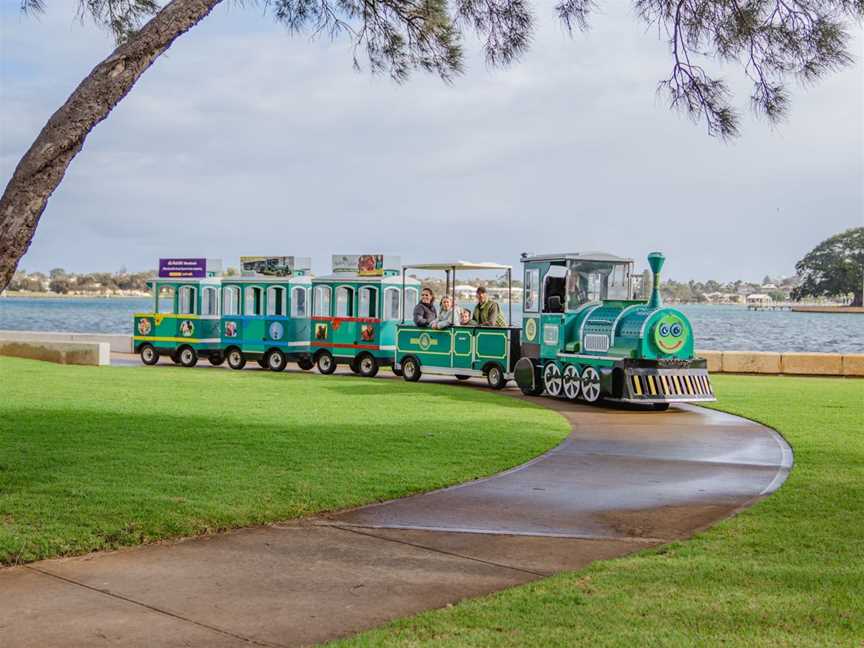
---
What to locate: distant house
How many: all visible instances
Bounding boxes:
[746,294,773,306]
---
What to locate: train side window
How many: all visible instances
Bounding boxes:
[383,288,400,320]
[266,286,286,316]
[157,286,175,313]
[223,286,240,316]
[335,286,354,317]
[201,286,219,316]
[404,287,419,321]
[244,286,263,316]
[291,286,307,318]
[358,287,378,318]
[524,269,539,313]
[313,286,331,316]
[178,286,197,315]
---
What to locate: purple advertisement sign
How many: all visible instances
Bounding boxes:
[159,258,206,278]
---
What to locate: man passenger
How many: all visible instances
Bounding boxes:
[413,288,437,327]
[472,286,506,327]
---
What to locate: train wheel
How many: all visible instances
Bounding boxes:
[486,365,506,390]
[455,375,471,381]
[208,353,225,366]
[178,346,198,368]
[357,353,379,378]
[170,351,181,365]
[580,366,601,403]
[562,365,581,400]
[652,403,670,411]
[348,357,361,374]
[401,357,421,382]
[256,357,267,369]
[226,348,246,370]
[139,344,159,366]
[266,349,287,372]
[297,356,314,371]
[391,365,403,377]
[542,363,563,397]
[317,351,336,375]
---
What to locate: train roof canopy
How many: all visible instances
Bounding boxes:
[404,261,512,271]
[520,252,634,264]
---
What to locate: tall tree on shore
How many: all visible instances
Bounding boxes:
[1,0,862,290]
[792,228,864,307]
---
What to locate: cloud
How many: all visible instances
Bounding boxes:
[1,1,861,280]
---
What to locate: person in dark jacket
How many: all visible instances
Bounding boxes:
[413,288,437,327]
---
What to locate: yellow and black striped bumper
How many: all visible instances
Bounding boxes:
[624,369,715,403]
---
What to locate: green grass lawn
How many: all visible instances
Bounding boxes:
[0,357,569,564]
[338,375,864,648]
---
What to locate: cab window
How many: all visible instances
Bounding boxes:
[566,261,631,307]
[524,268,539,313]
[157,285,175,313]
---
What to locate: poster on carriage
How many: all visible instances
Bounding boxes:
[158,258,219,278]
[240,256,311,277]
[331,254,399,276]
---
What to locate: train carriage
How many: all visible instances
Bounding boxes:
[514,251,715,408]
[133,258,224,367]
[219,256,313,371]
[309,255,420,376]
[395,261,519,389]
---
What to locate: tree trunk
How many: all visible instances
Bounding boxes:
[0,0,224,290]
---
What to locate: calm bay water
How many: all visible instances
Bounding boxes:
[0,297,861,353]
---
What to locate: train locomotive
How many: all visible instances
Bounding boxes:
[132,251,714,408]
[513,251,714,409]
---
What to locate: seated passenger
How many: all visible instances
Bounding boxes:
[459,308,475,326]
[431,295,456,329]
[413,288,437,327]
[472,286,506,327]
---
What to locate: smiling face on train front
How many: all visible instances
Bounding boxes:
[654,313,687,353]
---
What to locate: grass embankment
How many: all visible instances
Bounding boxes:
[339,375,864,648]
[0,357,569,564]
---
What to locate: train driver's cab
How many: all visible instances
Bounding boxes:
[565,255,635,308]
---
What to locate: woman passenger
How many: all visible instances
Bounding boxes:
[413,288,437,327]
[431,295,456,329]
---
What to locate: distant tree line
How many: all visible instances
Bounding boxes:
[6,268,154,295]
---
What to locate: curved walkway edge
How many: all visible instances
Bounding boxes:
[0,389,792,648]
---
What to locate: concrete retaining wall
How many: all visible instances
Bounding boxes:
[0,339,110,366]
[697,350,864,377]
[0,330,132,353]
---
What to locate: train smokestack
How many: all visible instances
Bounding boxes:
[647,252,665,308]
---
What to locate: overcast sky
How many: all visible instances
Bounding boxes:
[1,2,862,281]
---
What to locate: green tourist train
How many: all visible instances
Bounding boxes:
[132,251,715,408]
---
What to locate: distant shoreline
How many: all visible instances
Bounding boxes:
[0,292,148,299]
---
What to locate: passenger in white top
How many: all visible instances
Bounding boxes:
[431,295,459,329]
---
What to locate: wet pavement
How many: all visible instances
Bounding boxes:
[1,358,793,647]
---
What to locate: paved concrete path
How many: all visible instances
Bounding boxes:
[1,364,792,647]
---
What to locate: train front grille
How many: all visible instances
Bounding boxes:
[626,369,715,402]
